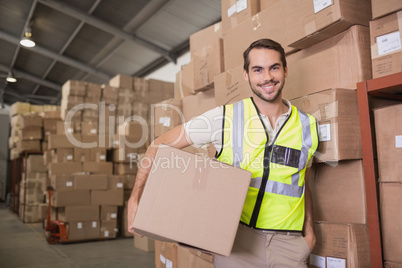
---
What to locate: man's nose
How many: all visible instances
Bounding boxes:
[263,70,273,81]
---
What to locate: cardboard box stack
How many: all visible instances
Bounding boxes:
[109,74,178,239]
[374,104,402,267]
[369,8,402,79]
[19,154,47,223]
[272,1,373,266]
[8,102,61,160]
[147,0,375,265]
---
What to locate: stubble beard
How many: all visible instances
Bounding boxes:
[249,79,285,103]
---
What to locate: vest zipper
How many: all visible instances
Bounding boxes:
[249,98,292,228]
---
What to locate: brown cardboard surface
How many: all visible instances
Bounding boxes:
[100,205,118,221]
[193,39,224,92]
[309,222,371,268]
[221,0,260,34]
[284,25,372,101]
[91,189,124,206]
[370,11,402,79]
[374,104,402,182]
[81,121,98,135]
[380,182,402,263]
[51,190,91,207]
[223,4,295,71]
[26,154,47,173]
[190,22,222,54]
[82,162,113,175]
[134,236,155,252]
[57,205,99,221]
[48,162,82,177]
[155,240,178,268]
[290,88,362,162]
[73,174,108,190]
[385,261,402,268]
[62,80,86,97]
[48,134,79,149]
[309,160,367,224]
[43,119,61,135]
[50,175,74,191]
[214,65,251,106]
[113,163,138,175]
[19,127,42,141]
[175,62,194,99]
[182,88,217,122]
[17,140,41,154]
[20,114,43,128]
[133,146,252,256]
[152,98,184,138]
[67,221,100,241]
[10,102,31,117]
[178,244,215,268]
[109,74,133,90]
[51,148,74,163]
[107,175,125,190]
[74,148,90,162]
[286,0,371,49]
[100,220,118,239]
[372,0,402,19]
[89,148,107,162]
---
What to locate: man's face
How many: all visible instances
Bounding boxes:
[244,48,288,103]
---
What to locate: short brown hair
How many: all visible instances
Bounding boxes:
[243,39,287,72]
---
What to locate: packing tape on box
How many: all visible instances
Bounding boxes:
[252,14,260,31]
[193,158,208,191]
[304,20,317,37]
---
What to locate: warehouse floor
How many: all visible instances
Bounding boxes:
[0,202,155,268]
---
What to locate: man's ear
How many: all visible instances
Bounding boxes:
[243,69,249,81]
[284,66,288,78]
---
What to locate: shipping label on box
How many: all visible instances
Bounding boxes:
[133,146,251,256]
[370,11,402,79]
[309,222,371,268]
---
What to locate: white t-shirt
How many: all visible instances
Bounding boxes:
[184,99,292,151]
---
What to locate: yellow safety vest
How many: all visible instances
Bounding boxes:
[216,97,319,231]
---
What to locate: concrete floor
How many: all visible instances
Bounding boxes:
[0,202,155,268]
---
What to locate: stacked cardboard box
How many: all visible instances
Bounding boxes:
[369,10,402,79]
[154,240,215,268]
[18,154,47,223]
[374,104,402,266]
[49,174,124,240]
[8,102,61,159]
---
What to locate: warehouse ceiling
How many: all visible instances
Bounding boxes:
[0,0,221,107]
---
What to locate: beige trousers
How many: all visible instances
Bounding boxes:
[214,224,311,268]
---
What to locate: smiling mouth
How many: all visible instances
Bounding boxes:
[259,81,279,92]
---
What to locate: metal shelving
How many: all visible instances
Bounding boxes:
[356,72,402,268]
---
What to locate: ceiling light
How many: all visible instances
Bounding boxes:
[20,31,35,48]
[6,72,17,83]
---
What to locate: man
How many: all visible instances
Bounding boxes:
[128,39,319,267]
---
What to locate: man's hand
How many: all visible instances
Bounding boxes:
[303,231,316,251]
[303,167,316,251]
[125,125,193,236]
[127,194,143,237]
